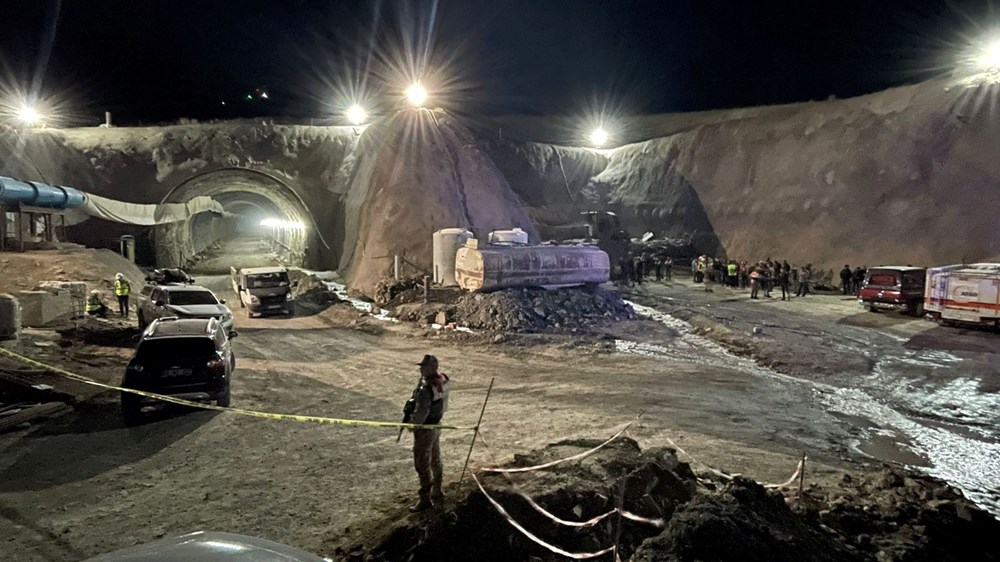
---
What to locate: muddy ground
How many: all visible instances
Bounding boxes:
[0,272,997,560]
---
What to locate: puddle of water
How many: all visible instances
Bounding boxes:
[623,300,1000,518]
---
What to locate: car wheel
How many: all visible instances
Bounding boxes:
[216,385,231,408]
[122,393,144,426]
[869,306,879,313]
[910,303,925,317]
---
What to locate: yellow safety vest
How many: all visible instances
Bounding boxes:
[86,295,103,312]
[114,279,130,296]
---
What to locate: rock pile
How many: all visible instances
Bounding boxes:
[453,287,636,332]
[334,439,1000,562]
[288,270,341,309]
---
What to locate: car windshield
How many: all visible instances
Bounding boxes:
[247,272,289,289]
[136,337,215,362]
[168,290,218,306]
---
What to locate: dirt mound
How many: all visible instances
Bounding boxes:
[0,248,145,300]
[373,277,423,306]
[56,319,141,348]
[288,270,341,309]
[454,286,636,332]
[341,109,538,297]
[335,440,1000,562]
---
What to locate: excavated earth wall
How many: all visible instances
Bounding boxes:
[1,75,996,293]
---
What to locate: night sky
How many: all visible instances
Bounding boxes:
[2,0,997,125]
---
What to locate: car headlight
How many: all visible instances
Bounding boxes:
[222,312,233,321]
[249,295,260,304]
[129,364,144,372]
[285,293,293,301]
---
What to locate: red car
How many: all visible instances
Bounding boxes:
[858,266,926,315]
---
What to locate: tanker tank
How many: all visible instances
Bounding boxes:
[454,240,610,292]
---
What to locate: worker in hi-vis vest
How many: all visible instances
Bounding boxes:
[113,273,131,317]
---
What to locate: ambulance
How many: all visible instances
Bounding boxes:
[924,263,1000,328]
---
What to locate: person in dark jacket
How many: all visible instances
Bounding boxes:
[840,265,853,295]
[407,355,450,511]
[853,266,866,294]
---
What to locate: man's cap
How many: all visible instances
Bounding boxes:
[416,354,438,367]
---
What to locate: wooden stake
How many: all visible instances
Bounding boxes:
[459,377,495,483]
[798,452,806,498]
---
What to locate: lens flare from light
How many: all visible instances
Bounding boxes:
[405,83,428,107]
[346,104,368,125]
[17,106,41,125]
[590,128,609,147]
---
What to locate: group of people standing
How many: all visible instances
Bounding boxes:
[692,256,816,300]
[839,265,868,295]
[617,253,674,286]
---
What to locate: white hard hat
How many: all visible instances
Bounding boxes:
[115,273,124,279]
[90,289,100,295]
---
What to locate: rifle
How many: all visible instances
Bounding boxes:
[396,397,416,442]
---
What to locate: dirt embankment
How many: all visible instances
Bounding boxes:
[334,439,999,562]
[341,110,538,297]
[0,247,145,301]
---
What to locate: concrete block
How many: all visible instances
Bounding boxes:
[36,281,87,318]
[17,289,74,327]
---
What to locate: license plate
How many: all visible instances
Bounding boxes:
[163,368,192,378]
[267,304,283,309]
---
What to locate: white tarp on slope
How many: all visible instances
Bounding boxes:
[69,193,224,226]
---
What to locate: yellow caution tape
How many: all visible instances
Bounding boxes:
[0,346,473,431]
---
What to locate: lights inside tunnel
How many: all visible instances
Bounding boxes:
[260,218,306,230]
[346,104,368,125]
[405,83,428,107]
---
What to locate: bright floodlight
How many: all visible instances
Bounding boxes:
[590,128,609,147]
[346,104,367,125]
[405,83,428,107]
[17,106,41,125]
[260,218,306,230]
[979,38,1000,70]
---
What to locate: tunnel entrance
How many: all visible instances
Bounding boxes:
[153,169,318,273]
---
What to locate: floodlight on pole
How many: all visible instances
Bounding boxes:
[346,104,368,125]
[590,127,609,148]
[17,105,41,125]
[405,83,428,107]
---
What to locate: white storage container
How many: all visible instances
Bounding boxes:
[432,228,473,286]
[488,228,529,245]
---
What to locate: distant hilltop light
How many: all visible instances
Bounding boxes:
[17,106,41,125]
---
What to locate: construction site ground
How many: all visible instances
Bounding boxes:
[1,273,998,560]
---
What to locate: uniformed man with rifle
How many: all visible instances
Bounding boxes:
[400,354,450,512]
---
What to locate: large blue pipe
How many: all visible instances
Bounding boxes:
[0,176,86,209]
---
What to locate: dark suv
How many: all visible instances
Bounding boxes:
[121,317,236,425]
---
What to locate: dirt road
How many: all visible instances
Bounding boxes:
[0,273,996,560]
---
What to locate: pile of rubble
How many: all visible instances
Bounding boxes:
[333,439,1000,562]
[288,270,340,309]
[453,287,636,332]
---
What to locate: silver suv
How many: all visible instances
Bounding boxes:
[136,283,234,332]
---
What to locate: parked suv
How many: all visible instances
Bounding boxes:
[136,283,234,332]
[121,317,236,425]
[858,266,926,315]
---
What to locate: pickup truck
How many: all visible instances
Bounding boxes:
[231,266,295,317]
